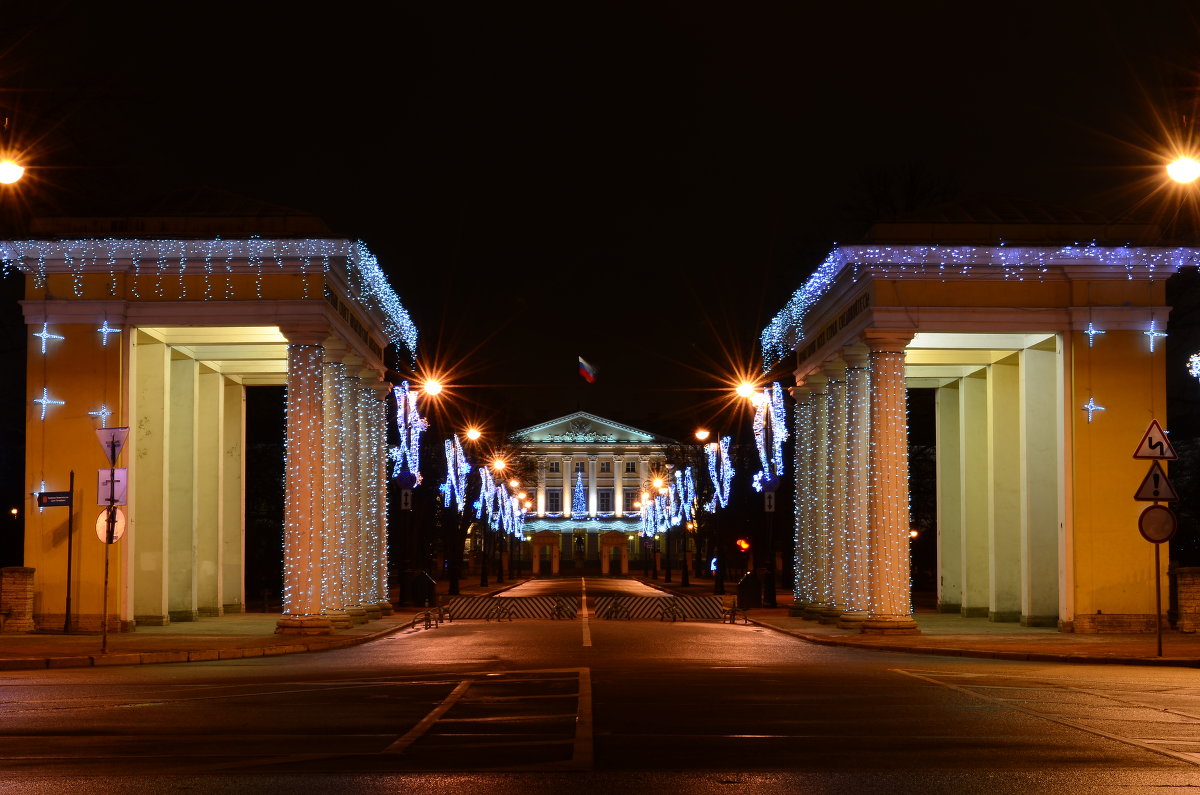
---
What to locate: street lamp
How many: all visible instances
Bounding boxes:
[1168,156,1200,184]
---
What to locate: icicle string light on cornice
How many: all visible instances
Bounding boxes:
[0,237,418,356]
[760,244,1200,369]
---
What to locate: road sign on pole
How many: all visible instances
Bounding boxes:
[1134,461,1179,502]
[764,491,775,512]
[1133,419,1177,460]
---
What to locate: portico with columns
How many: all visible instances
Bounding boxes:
[511,412,674,573]
[768,242,1194,634]
[3,236,414,635]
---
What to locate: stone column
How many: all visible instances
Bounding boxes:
[614,454,625,514]
[562,456,572,516]
[821,359,848,625]
[221,378,246,614]
[167,354,198,623]
[804,373,831,621]
[537,456,547,515]
[1019,344,1060,626]
[321,356,353,629]
[790,383,815,616]
[935,381,963,614]
[588,455,598,516]
[368,379,393,616]
[839,345,871,630]
[277,332,334,635]
[863,331,919,634]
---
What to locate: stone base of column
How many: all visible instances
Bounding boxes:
[346,606,369,625]
[326,610,354,630]
[818,608,841,625]
[364,604,384,621]
[788,601,810,617]
[376,601,394,616]
[802,604,827,621]
[836,611,868,631]
[275,615,335,635]
[861,616,920,635]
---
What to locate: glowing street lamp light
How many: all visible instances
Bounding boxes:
[1167,156,1200,184]
[694,429,711,442]
[735,381,756,399]
[422,379,443,396]
[465,428,481,441]
[0,159,24,184]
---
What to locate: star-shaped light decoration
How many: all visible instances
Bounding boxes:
[1144,319,1167,353]
[97,320,122,346]
[1082,396,1105,423]
[1083,322,1105,347]
[88,405,113,424]
[33,323,64,354]
[33,388,65,420]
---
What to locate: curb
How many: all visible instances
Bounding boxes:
[0,618,410,672]
[747,618,1200,668]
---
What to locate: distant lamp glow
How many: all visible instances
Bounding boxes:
[466,428,481,441]
[1167,156,1200,184]
[735,382,756,399]
[422,379,443,396]
[694,429,710,442]
[909,529,920,539]
[492,458,506,471]
[0,159,24,184]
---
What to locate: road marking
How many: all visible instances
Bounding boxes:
[384,679,472,754]
[580,578,592,647]
[896,669,1200,768]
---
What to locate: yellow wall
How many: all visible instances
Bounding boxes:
[1069,326,1169,626]
[24,322,127,631]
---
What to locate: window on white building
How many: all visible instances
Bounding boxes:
[548,461,560,473]
[600,461,611,473]
[624,489,639,509]
[547,490,562,512]
[575,461,586,473]
[598,489,613,512]
[625,461,637,473]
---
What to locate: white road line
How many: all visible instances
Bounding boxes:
[896,669,1200,768]
[383,678,472,755]
[580,578,592,647]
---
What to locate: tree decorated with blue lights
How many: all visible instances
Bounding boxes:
[571,471,587,517]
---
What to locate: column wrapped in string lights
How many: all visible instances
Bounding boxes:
[369,381,393,615]
[822,360,848,624]
[838,345,871,629]
[321,358,353,629]
[863,331,919,635]
[277,337,333,635]
[803,373,831,621]
[790,384,817,615]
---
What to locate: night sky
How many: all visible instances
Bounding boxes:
[4,1,1200,440]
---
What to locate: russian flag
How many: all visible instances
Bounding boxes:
[578,356,597,383]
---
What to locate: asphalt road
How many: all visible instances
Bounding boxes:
[1,577,1198,793]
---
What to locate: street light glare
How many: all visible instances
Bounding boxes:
[422,379,443,396]
[492,458,506,471]
[0,159,24,184]
[1167,156,1200,184]
[694,429,710,442]
[735,382,756,399]
[466,428,481,441]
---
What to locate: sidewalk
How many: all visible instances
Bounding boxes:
[0,578,522,672]
[2,575,1197,670]
[640,575,1200,668]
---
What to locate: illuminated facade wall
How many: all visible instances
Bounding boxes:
[2,238,413,635]
[768,245,1192,634]
[511,412,673,561]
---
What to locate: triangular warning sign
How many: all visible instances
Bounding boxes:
[1134,461,1179,502]
[96,426,130,466]
[1133,419,1177,460]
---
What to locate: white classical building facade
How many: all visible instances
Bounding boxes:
[510,412,674,575]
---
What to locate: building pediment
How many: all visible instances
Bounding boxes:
[509,411,665,445]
